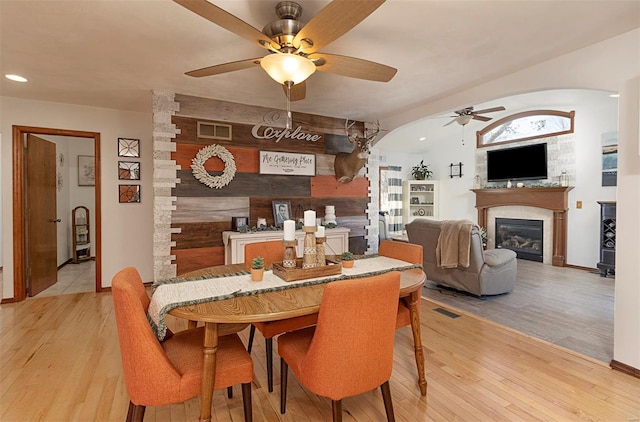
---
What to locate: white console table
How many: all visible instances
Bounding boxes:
[222,227,351,265]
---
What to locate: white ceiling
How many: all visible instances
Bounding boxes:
[1,0,638,124]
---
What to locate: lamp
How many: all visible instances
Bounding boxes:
[261,53,316,129]
[260,53,316,85]
[456,115,473,126]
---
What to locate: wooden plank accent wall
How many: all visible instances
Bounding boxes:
[170,96,371,272]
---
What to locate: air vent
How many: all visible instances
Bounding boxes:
[197,121,232,141]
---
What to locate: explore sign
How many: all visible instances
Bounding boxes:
[251,124,322,143]
[251,110,322,144]
[259,151,316,176]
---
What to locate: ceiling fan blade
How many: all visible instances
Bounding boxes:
[472,106,505,115]
[185,58,261,78]
[309,53,397,82]
[293,0,385,54]
[173,0,279,51]
[472,115,492,122]
[443,119,457,127]
[282,81,306,101]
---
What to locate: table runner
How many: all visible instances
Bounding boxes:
[148,256,421,340]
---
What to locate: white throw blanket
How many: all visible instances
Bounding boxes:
[148,256,420,340]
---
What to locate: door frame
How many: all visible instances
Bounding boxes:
[12,125,102,302]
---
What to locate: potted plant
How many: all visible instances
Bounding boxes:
[411,160,433,180]
[341,251,355,268]
[251,256,265,281]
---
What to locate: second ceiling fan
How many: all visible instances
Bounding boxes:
[444,106,506,126]
[174,0,397,102]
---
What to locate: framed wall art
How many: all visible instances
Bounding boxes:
[118,161,141,180]
[78,155,95,186]
[118,138,140,157]
[119,184,141,203]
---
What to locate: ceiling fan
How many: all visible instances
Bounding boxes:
[443,106,506,126]
[173,0,397,104]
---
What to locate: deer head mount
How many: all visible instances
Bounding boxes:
[334,119,381,183]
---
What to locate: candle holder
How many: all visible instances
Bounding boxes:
[282,240,297,268]
[302,225,317,269]
[315,236,326,266]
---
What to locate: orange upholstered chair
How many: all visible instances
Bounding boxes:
[378,240,423,328]
[243,240,287,270]
[244,241,318,392]
[111,267,254,422]
[278,272,401,421]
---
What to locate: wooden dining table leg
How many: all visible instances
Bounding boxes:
[408,291,427,395]
[199,322,219,422]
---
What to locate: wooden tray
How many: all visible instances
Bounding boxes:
[272,258,342,282]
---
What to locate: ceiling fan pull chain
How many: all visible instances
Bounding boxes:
[286,81,293,129]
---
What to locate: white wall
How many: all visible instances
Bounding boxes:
[1,97,153,299]
[379,90,618,268]
[380,29,640,370]
[614,77,640,370]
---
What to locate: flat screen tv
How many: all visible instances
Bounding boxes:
[487,143,548,182]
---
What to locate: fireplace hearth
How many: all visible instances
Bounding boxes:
[496,218,543,262]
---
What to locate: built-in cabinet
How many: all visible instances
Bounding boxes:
[72,206,91,263]
[596,201,616,277]
[222,227,350,265]
[403,180,439,225]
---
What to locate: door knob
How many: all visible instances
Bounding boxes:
[49,219,62,223]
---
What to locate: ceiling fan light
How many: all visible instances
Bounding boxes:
[456,115,473,125]
[260,53,316,85]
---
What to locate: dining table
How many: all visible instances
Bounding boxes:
[157,260,427,422]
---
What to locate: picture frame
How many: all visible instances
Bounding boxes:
[118,138,140,157]
[449,162,463,178]
[231,216,249,231]
[118,161,141,180]
[272,200,292,227]
[119,184,141,203]
[78,155,95,186]
[411,197,419,204]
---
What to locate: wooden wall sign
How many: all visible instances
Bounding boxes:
[259,151,316,176]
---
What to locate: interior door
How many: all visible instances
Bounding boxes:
[26,134,58,296]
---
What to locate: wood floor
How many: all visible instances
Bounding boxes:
[1,288,638,421]
[422,259,615,363]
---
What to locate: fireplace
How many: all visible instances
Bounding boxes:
[472,187,572,266]
[495,218,543,262]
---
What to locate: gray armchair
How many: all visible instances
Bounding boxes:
[406,218,517,296]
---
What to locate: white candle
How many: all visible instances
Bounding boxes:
[304,210,316,227]
[317,225,325,237]
[283,220,295,240]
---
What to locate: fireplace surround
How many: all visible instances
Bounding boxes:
[472,187,573,266]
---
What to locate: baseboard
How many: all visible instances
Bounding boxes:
[1,297,16,304]
[57,258,73,270]
[610,359,640,378]
[564,263,598,272]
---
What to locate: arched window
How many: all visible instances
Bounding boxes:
[477,110,574,147]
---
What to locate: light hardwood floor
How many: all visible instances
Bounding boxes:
[1,288,638,421]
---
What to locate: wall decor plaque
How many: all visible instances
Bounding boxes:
[259,150,316,176]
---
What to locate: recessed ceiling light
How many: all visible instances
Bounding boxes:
[419,137,426,141]
[609,93,619,98]
[5,74,28,82]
